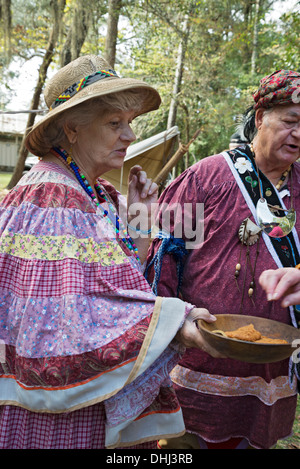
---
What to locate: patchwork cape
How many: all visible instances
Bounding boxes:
[0,160,192,448]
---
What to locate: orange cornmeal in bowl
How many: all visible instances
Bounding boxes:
[215,323,288,344]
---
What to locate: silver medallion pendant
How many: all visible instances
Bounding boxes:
[256,197,296,238]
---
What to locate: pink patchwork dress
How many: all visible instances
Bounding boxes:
[0,160,192,449]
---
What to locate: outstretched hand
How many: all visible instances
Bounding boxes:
[259,268,300,307]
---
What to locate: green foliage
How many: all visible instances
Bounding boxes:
[1,0,299,163]
[9,0,54,57]
[126,0,300,161]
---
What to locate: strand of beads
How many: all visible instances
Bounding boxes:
[51,147,107,208]
[250,143,291,191]
[275,166,291,190]
[51,146,140,261]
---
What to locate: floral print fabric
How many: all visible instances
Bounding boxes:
[253,69,300,109]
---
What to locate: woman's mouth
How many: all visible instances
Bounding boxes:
[115,148,127,157]
[285,144,299,153]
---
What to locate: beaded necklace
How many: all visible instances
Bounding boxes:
[50,146,140,261]
[249,143,291,190]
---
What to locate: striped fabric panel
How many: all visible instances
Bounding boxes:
[0,255,152,297]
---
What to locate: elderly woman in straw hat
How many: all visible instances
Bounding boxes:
[0,55,220,449]
[147,70,300,449]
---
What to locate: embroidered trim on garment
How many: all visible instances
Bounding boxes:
[223,147,300,390]
[170,365,297,406]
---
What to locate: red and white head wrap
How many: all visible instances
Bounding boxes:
[253,69,300,110]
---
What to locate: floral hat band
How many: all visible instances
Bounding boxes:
[253,69,300,110]
[50,69,119,110]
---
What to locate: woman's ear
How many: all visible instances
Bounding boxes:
[255,108,264,131]
[63,121,78,145]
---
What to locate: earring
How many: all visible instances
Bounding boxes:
[66,146,73,165]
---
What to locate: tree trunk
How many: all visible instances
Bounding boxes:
[167,15,190,179]
[60,27,72,67]
[60,1,90,68]
[0,0,12,63]
[7,0,66,189]
[167,15,190,129]
[105,0,122,67]
[243,0,252,64]
[71,2,89,61]
[251,0,261,75]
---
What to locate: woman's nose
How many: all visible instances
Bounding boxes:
[291,123,300,139]
[120,124,136,143]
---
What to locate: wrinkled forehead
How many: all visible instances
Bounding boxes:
[266,103,300,118]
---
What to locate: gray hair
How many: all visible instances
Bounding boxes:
[242,106,274,142]
[43,89,144,148]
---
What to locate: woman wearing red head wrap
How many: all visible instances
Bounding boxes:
[146,70,300,449]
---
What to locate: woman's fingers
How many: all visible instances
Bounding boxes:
[128,165,158,201]
[175,308,225,358]
[259,268,300,306]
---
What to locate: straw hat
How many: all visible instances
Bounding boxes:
[25,55,161,156]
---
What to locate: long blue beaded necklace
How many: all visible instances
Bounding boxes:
[51,146,140,261]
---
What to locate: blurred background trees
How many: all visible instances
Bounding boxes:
[0,0,299,185]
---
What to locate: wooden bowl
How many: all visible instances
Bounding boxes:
[198,314,300,364]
